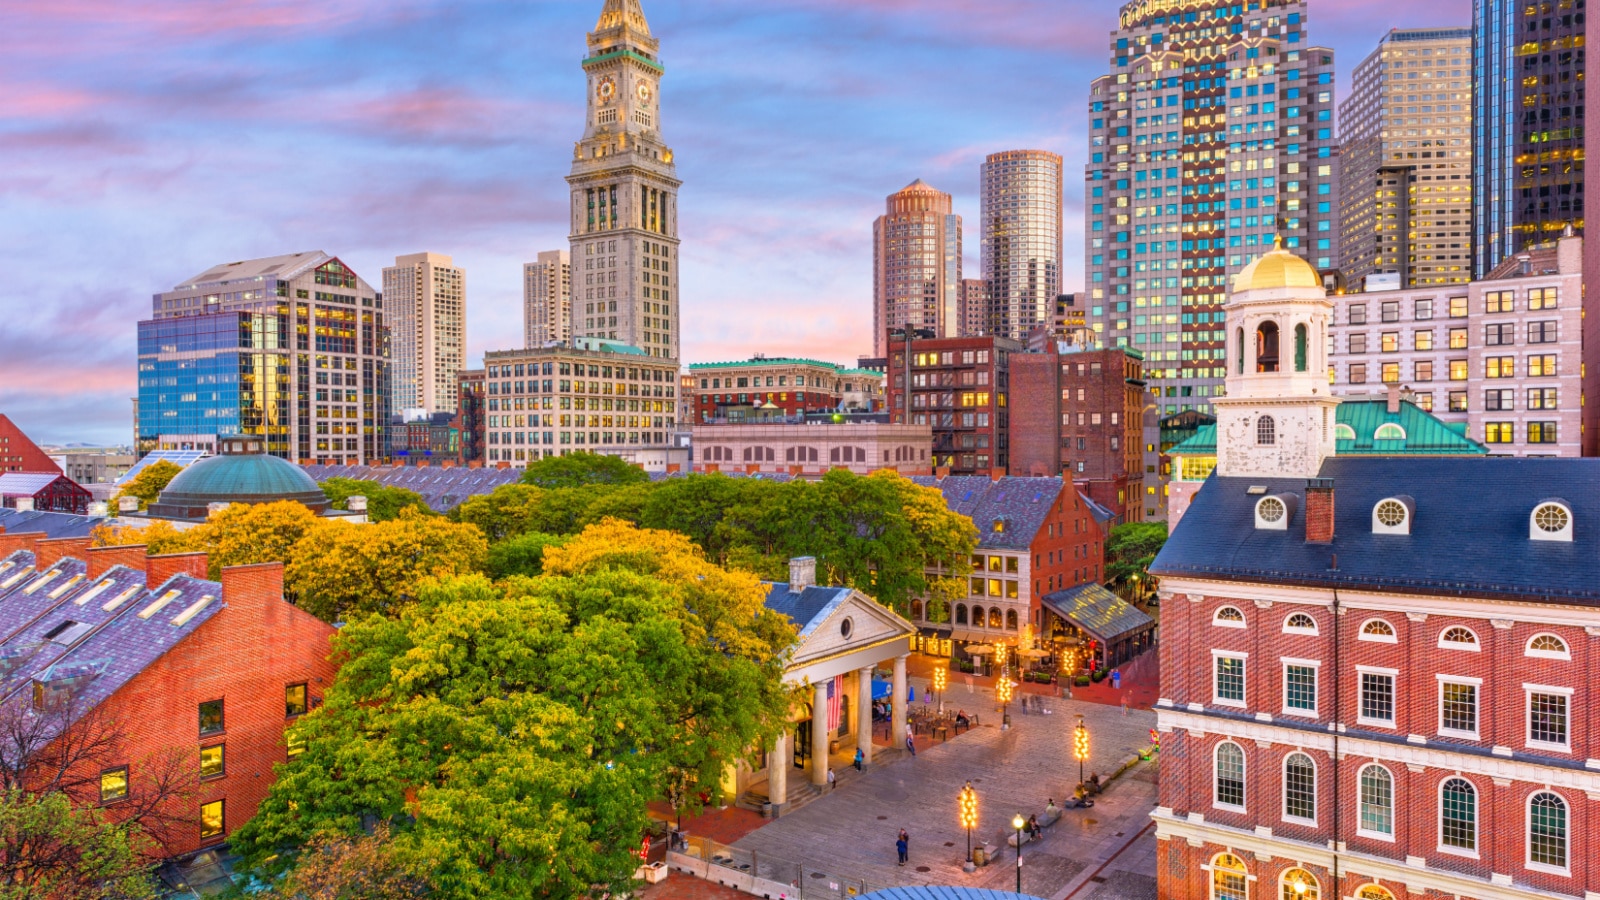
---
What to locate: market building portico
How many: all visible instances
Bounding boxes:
[727,557,917,816]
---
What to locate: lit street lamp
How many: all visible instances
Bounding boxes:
[1012,813,1026,893]
[1073,714,1090,786]
[958,781,978,871]
[932,665,948,714]
[996,672,1014,729]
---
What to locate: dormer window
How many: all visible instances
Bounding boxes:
[1254,494,1292,530]
[1213,606,1246,628]
[1335,424,1356,441]
[1373,423,1406,441]
[1530,501,1573,542]
[1438,627,1479,650]
[1371,497,1413,535]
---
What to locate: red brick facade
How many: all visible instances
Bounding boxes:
[887,335,1022,476]
[1024,487,1104,632]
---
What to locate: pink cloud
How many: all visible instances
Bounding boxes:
[9,0,420,39]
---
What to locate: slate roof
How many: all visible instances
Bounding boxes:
[910,476,1065,551]
[0,509,111,538]
[1152,456,1600,604]
[764,582,853,639]
[1040,583,1155,642]
[1168,400,1485,457]
[304,465,522,513]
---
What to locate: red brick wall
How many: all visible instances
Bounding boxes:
[145,552,208,589]
[87,545,150,580]
[886,335,1017,476]
[34,537,92,572]
[99,562,338,856]
[1009,353,1060,477]
[1026,486,1104,632]
[0,532,41,560]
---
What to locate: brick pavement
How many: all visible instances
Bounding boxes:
[729,676,1158,899]
[641,872,752,900]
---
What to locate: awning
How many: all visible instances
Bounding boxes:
[948,629,991,644]
[1039,583,1154,643]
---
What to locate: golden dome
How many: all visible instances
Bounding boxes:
[1234,238,1322,292]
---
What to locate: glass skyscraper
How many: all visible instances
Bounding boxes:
[980,150,1063,340]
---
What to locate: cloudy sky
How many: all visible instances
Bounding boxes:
[2,0,1468,446]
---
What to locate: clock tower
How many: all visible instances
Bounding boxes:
[568,0,682,361]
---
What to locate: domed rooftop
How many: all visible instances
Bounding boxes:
[1234,238,1322,292]
[147,437,328,521]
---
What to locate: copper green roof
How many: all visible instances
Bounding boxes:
[1168,400,1487,457]
[690,357,859,373]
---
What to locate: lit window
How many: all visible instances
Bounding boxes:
[100,767,128,805]
[1279,869,1317,900]
[1359,619,1396,642]
[200,800,225,840]
[1283,613,1317,635]
[200,745,224,779]
[1526,634,1570,660]
[1438,627,1478,650]
[1212,853,1248,900]
[285,683,308,718]
[1213,606,1246,627]
[1354,886,1395,900]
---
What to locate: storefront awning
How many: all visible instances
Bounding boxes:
[947,629,991,644]
[1039,583,1154,644]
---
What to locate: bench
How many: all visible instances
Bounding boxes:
[1005,806,1069,846]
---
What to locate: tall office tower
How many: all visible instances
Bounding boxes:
[523,249,572,346]
[872,180,963,357]
[959,278,989,336]
[1338,29,1474,292]
[1086,0,1339,416]
[568,0,681,361]
[382,252,465,416]
[1474,0,1586,277]
[137,251,390,465]
[980,150,1063,340]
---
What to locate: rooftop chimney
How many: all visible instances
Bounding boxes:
[1305,478,1335,544]
[1386,384,1401,414]
[118,496,139,514]
[789,556,817,591]
[13,499,33,513]
[346,496,368,513]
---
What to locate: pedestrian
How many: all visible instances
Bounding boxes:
[853,747,864,771]
[905,722,916,757]
[827,767,836,790]
[1028,814,1042,841]
[895,834,908,866]
[1112,668,1122,691]
[1122,693,1129,716]
[899,829,909,861]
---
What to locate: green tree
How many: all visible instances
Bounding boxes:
[111,461,182,513]
[453,484,548,541]
[520,451,650,489]
[320,478,433,522]
[485,532,568,579]
[233,521,795,900]
[0,791,158,900]
[1105,521,1168,602]
[253,825,427,900]
[285,509,489,622]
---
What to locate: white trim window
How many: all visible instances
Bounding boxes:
[1282,752,1316,825]
[1437,626,1479,650]
[1525,684,1573,751]
[1358,618,1397,643]
[1279,869,1318,900]
[1214,741,1246,811]
[1282,612,1318,635]
[1209,853,1249,900]
[1213,651,1247,708]
[1282,659,1319,717]
[1357,667,1398,728]
[1527,791,1569,875]
[1526,633,1571,660]
[1439,776,1478,857]
[1213,606,1247,628]
[1356,764,1395,841]
[1437,676,1481,739]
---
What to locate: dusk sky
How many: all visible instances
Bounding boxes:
[3,0,1468,446]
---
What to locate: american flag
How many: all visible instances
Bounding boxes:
[827,676,841,732]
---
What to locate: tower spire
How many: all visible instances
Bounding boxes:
[595,0,651,35]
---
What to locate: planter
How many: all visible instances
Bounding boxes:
[643,862,668,884]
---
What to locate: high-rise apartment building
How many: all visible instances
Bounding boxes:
[1085,0,1338,416]
[1474,0,1586,277]
[568,0,681,361]
[959,279,989,337]
[382,252,464,416]
[980,150,1063,340]
[137,251,390,465]
[885,334,1021,475]
[523,250,572,347]
[872,180,963,356]
[1338,29,1474,291]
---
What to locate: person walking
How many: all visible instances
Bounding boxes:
[853,747,864,771]
[1111,668,1122,691]
[895,834,908,866]
[905,722,916,757]
[899,829,910,862]
[827,767,836,791]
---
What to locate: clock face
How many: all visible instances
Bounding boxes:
[597,77,616,103]
[637,82,654,105]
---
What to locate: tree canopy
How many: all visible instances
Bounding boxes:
[286,509,488,622]
[1105,521,1168,602]
[111,461,182,512]
[520,451,651,489]
[319,478,434,522]
[233,521,795,900]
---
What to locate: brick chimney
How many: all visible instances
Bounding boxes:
[0,532,41,561]
[34,537,91,571]
[88,544,149,580]
[1305,478,1335,544]
[1386,384,1401,414]
[146,552,209,588]
[788,556,817,590]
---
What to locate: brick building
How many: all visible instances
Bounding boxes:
[886,334,1023,476]
[384,411,460,464]
[0,473,93,515]
[1011,341,1147,523]
[0,534,336,859]
[0,415,60,475]
[455,369,486,465]
[689,357,883,424]
[1150,243,1600,900]
[691,421,932,478]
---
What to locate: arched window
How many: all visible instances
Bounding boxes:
[1283,753,1316,821]
[1358,765,1394,837]
[1257,415,1276,446]
[1440,777,1477,852]
[1374,423,1406,441]
[1373,498,1410,533]
[1531,502,1574,542]
[1214,741,1245,808]
[1353,886,1395,900]
[1006,609,1018,630]
[1213,606,1247,628]
[1237,327,1246,374]
[1256,321,1281,372]
[1438,627,1479,650]
[955,604,968,625]
[988,608,1003,628]
[1527,633,1571,659]
[1280,869,1318,900]
[1335,423,1356,440]
[1294,323,1309,372]
[1359,618,1397,642]
[1283,612,1318,635]
[911,599,923,620]
[1211,853,1248,900]
[1528,791,1569,870]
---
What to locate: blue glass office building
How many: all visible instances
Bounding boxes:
[137,312,293,457]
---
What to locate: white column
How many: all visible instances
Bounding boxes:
[769,731,787,810]
[892,654,908,750]
[811,680,830,787]
[857,666,874,765]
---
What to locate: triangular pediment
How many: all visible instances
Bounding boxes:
[789,589,915,666]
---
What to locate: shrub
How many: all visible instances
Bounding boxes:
[1074,675,1091,687]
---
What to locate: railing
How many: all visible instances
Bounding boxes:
[668,835,897,899]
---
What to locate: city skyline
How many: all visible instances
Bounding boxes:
[5,0,1468,445]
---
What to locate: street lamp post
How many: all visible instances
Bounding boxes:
[996,672,1014,729]
[958,781,978,872]
[1012,813,1025,893]
[1074,714,1090,787]
[932,665,948,715]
